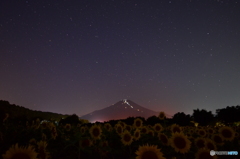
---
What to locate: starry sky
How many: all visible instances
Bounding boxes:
[1,0,240,117]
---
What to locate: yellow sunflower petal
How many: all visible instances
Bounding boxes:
[89,124,102,140]
[136,144,166,159]
[2,143,38,159]
[121,130,133,146]
[219,126,235,141]
[169,132,191,154]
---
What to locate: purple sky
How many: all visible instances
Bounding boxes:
[0,0,240,117]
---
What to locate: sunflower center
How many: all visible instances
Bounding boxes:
[155,126,161,131]
[199,130,206,136]
[135,132,140,137]
[12,153,31,159]
[117,126,122,134]
[222,129,232,138]
[93,128,100,137]
[174,136,186,149]
[141,150,159,159]
[124,134,131,142]
[136,121,141,127]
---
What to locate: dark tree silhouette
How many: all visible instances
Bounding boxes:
[172,112,192,126]
[191,109,214,126]
[122,116,135,125]
[59,114,80,125]
[108,119,118,127]
[216,106,240,124]
[146,115,161,125]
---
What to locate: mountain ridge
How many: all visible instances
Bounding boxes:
[0,100,69,121]
[80,99,172,123]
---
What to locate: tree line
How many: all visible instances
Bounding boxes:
[1,100,240,127]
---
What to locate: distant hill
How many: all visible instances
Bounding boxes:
[80,99,172,123]
[0,100,69,121]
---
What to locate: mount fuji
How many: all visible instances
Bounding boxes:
[80,99,172,123]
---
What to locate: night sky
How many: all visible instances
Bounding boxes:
[1,0,240,117]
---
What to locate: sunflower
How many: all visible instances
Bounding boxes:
[89,124,102,140]
[158,112,166,120]
[51,126,57,140]
[118,121,126,129]
[195,148,217,159]
[64,124,71,131]
[80,126,86,134]
[186,128,195,136]
[211,134,224,146]
[170,124,182,133]
[79,138,93,148]
[158,133,169,146]
[37,141,50,159]
[194,137,205,149]
[133,118,143,128]
[104,123,112,131]
[125,125,132,132]
[121,130,133,146]
[207,127,215,135]
[136,144,166,159]
[153,123,163,133]
[218,126,235,141]
[134,129,141,141]
[148,129,155,137]
[169,132,191,154]
[2,143,38,159]
[47,122,55,129]
[198,128,207,137]
[141,126,149,134]
[115,123,123,135]
[99,140,109,157]
[204,138,217,151]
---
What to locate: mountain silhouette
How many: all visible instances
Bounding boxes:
[80,99,171,122]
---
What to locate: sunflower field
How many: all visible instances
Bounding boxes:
[1,112,239,159]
